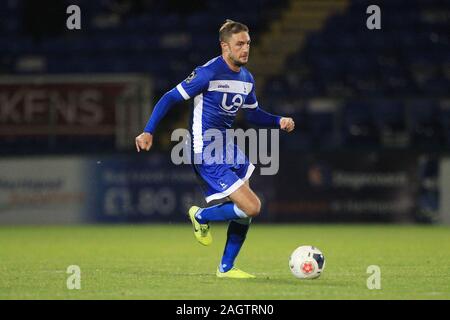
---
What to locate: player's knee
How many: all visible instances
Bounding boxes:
[245,198,261,217]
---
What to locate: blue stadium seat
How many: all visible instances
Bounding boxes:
[341,101,379,147]
[408,100,443,146]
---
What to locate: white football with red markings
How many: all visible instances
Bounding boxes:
[289,245,325,279]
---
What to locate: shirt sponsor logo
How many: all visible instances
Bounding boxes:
[220,93,243,113]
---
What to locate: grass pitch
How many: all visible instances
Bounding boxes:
[1,224,449,300]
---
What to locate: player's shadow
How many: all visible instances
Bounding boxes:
[255,276,351,288]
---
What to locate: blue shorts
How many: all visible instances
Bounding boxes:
[192,143,255,203]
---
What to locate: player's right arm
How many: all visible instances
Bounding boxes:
[135,67,211,152]
[136,87,184,152]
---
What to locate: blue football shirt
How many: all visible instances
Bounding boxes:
[176,56,258,154]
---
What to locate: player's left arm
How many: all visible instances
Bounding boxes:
[242,77,294,132]
[243,106,295,132]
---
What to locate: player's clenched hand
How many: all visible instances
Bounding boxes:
[280,117,295,132]
[135,132,153,152]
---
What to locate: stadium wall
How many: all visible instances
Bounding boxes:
[439,158,450,224]
[0,152,446,225]
[0,74,152,152]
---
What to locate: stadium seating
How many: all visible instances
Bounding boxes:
[0,0,448,153]
[266,0,449,150]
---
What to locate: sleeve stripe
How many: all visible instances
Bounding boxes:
[176,83,190,100]
[242,102,258,109]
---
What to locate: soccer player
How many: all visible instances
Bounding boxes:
[135,20,295,278]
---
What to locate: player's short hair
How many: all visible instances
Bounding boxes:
[219,19,249,42]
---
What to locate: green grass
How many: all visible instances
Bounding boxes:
[1,224,450,299]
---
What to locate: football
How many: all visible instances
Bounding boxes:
[289,246,325,279]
